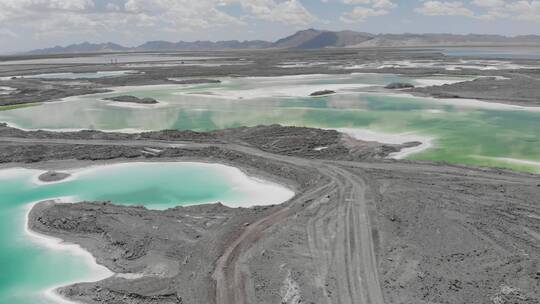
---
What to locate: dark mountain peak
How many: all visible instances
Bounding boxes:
[24,30,540,54]
[297,31,339,49]
[273,29,325,48]
[27,41,129,54]
[274,28,374,49]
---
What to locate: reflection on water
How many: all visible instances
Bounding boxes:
[1,73,539,172]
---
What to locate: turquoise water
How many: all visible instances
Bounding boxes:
[1,73,539,172]
[1,73,540,172]
[0,162,293,304]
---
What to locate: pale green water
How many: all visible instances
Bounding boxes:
[0,73,539,172]
[0,162,293,304]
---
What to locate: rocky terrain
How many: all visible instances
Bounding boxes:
[104,96,158,104]
[1,49,540,108]
[1,48,539,304]
[310,89,336,96]
[409,74,540,106]
[0,124,537,304]
[385,82,415,89]
[38,170,70,182]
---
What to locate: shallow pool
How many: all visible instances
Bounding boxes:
[1,73,539,172]
[0,162,293,304]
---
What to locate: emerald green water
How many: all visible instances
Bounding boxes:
[0,73,539,172]
[0,162,293,303]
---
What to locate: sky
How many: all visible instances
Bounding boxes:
[0,0,540,53]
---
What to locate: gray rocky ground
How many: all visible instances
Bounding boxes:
[38,170,70,182]
[385,82,415,89]
[104,95,158,104]
[0,49,539,304]
[0,124,537,304]
[310,90,336,96]
[408,74,540,106]
[1,49,540,107]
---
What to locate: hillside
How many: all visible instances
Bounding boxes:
[25,29,540,54]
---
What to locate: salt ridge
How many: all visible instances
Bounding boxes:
[336,128,434,159]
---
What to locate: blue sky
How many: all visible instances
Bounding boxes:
[0,0,539,53]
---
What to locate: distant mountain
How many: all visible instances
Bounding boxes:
[275,30,540,49]
[273,28,323,48]
[351,33,540,48]
[280,30,540,48]
[27,42,129,55]
[27,40,272,55]
[25,30,540,54]
[136,40,272,51]
[273,29,374,49]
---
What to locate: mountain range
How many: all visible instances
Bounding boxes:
[27,29,540,54]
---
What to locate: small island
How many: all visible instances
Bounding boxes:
[310,90,336,96]
[104,95,158,104]
[384,82,415,89]
[172,79,221,85]
[38,171,71,183]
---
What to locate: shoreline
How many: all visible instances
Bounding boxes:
[16,159,295,304]
[24,199,114,304]
[0,122,536,304]
[335,128,434,159]
[7,70,138,80]
[471,155,540,173]
[102,99,170,109]
[360,90,540,112]
[33,171,73,185]
[1,120,150,134]
[2,73,540,138]
[404,90,540,111]
[25,161,296,208]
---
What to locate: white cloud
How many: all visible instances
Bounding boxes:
[415,1,474,17]
[236,0,317,26]
[343,0,372,4]
[122,0,245,30]
[415,0,540,22]
[472,0,505,8]
[105,3,120,11]
[371,0,397,9]
[0,28,17,38]
[1,0,94,12]
[341,7,390,22]
[507,0,540,21]
[0,0,317,42]
[343,0,396,9]
[340,0,396,23]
